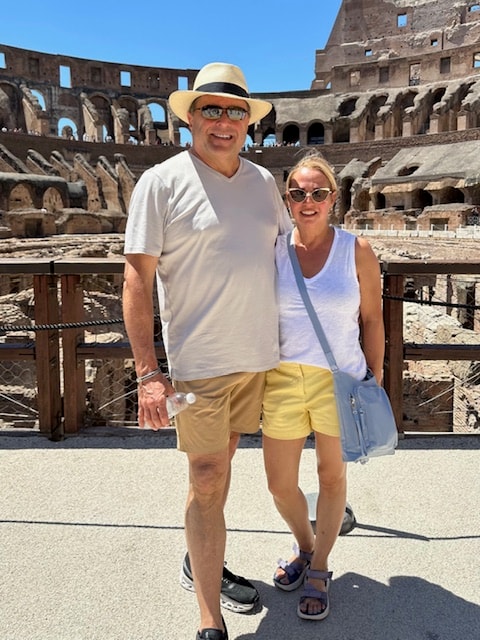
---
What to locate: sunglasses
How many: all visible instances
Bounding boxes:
[193,105,249,121]
[287,188,332,203]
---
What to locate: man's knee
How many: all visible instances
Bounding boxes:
[189,453,230,498]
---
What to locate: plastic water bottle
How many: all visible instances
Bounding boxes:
[166,392,196,418]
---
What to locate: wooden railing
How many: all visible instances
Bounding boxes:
[1,258,479,438]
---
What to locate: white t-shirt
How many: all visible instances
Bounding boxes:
[275,228,367,380]
[124,150,292,380]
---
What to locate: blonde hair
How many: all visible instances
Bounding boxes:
[285,152,337,193]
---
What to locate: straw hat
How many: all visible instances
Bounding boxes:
[168,62,272,125]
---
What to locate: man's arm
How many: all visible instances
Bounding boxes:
[123,253,174,428]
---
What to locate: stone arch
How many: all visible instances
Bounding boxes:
[117,96,139,141]
[412,188,433,208]
[58,117,78,139]
[307,122,325,145]
[374,191,386,209]
[338,176,354,220]
[89,93,114,139]
[338,98,357,117]
[43,186,65,212]
[437,186,464,205]
[282,123,300,145]
[30,89,46,111]
[8,183,35,210]
[0,81,21,130]
[356,188,371,211]
[261,126,276,146]
[364,94,388,140]
[144,100,169,144]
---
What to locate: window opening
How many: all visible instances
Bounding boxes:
[59,65,71,88]
[120,70,131,87]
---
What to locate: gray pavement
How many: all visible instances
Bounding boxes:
[0,430,479,640]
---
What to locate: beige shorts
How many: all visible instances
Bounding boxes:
[173,371,265,454]
[262,362,340,440]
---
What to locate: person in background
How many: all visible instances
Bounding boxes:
[122,62,292,640]
[262,152,384,621]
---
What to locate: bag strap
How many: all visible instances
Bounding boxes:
[286,230,339,374]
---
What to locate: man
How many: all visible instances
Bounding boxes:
[122,62,292,640]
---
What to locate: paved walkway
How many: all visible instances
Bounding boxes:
[0,430,479,640]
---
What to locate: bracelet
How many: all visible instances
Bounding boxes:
[136,367,163,384]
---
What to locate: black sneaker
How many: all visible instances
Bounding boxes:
[181,553,260,614]
[196,616,228,640]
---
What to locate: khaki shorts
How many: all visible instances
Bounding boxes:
[174,371,265,454]
[262,362,340,440]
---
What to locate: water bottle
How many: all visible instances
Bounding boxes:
[166,392,196,418]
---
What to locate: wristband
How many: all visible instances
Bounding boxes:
[136,367,163,384]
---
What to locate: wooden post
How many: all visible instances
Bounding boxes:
[382,271,404,432]
[33,274,63,439]
[61,274,86,434]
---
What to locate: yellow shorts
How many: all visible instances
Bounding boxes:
[262,363,340,440]
[174,371,265,454]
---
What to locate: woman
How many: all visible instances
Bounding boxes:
[262,152,385,621]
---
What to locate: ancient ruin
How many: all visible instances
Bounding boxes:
[0,0,479,433]
[0,1,480,236]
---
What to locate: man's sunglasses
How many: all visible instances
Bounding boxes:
[193,105,249,121]
[287,188,332,203]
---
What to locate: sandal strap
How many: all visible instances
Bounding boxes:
[306,568,333,582]
[299,583,329,604]
[292,543,313,563]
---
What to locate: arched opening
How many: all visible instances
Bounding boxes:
[8,184,34,210]
[307,122,325,145]
[31,89,46,110]
[262,126,277,146]
[58,117,77,139]
[365,95,387,140]
[147,101,169,144]
[43,187,64,212]
[398,165,419,176]
[282,124,300,146]
[338,177,354,220]
[412,189,433,208]
[438,186,464,204]
[339,98,357,117]
[356,188,370,212]
[374,192,386,209]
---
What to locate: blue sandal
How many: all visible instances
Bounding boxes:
[273,544,313,592]
[297,568,333,620]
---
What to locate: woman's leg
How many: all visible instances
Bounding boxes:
[263,434,315,583]
[299,432,346,616]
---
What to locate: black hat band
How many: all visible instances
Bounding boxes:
[194,82,249,98]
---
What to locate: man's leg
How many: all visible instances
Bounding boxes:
[185,445,231,633]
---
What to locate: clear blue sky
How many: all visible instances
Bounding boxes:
[0,0,342,93]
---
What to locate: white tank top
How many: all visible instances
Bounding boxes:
[275,228,367,380]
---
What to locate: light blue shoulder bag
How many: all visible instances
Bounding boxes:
[286,231,398,464]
